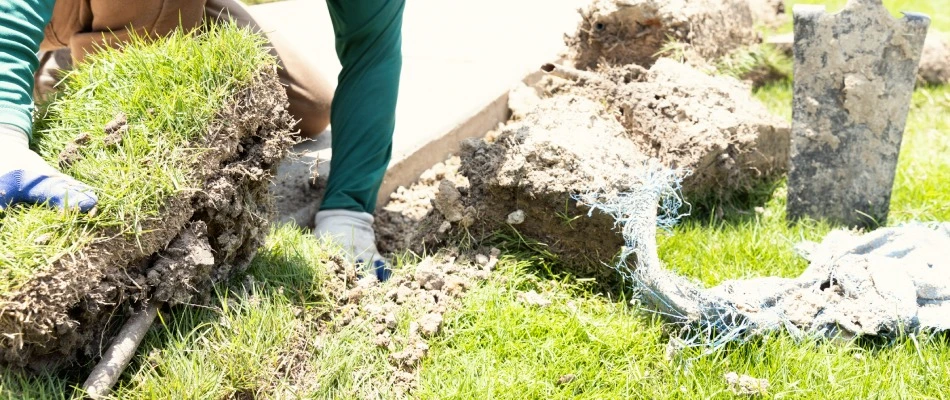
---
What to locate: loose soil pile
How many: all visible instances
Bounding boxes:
[567,0,763,69]
[0,68,294,368]
[378,58,788,284]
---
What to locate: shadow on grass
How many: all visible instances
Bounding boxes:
[683,177,786,227]
[485,226,635,302]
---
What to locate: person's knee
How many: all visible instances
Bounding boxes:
[291,101,331,139]
[68,0,206,62]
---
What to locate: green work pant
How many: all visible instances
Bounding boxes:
[322,0,404,213]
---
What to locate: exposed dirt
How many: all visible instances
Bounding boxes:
[376,157,469,255]
[612,60,789,196]
[0,67,295,368]
[377,59,787,285]
[745,0,785,27]
[567,0,761,69]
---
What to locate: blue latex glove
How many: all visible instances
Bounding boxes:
[314,209,392,282]
[0,125,97,212]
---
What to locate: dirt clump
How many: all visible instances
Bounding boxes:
[146,221,216,304]
[724,372,769,396]
[567,0,761,69]
[919,32,950,85]
[610,59,789,195]
[745,0,785,27]
[376,156,469,254]
[102,112,129,148]
[0,68,295,368]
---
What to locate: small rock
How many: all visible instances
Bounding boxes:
[724,372,769,396]
[33,233,52,246]
[390,341,429,368]
[395,286,413,304]
[557,374,576,385]
[385,313,398,330]
[392,370,416,386]
[507,210,526,225]
[357,275,379,288]
[415,263,445,291]
[58,142,83,169]
[364,304,383,316]
[374,334,391,348]
[73,132,91,145]
[475,254,490,266]
[104,112,128,134]
[473,269,491,281]
[345,288,363,303]
[664,338,686,361]
[460,206,476,228]
[103,125,128,148]
[338,304,358,326]
[434,180,466,222]
[444,276,469,297]
[373,323,388,335]
[438,221,452,233]
[443,261,459,275]
[508,83,542,120]
[517,290,552,308]
[419,313,443,337]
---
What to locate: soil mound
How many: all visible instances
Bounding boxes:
[567,0,761,69]
[0,69,294,368]
[379,59,787,283]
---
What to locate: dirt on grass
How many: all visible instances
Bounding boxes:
[265,249,498,398]
[0,67,295,369]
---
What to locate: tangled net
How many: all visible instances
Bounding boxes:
[578,163,950,349]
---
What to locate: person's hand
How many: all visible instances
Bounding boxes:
[0,125,97,212]
[314,209,392,282]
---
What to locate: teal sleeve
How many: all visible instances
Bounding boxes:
[0,0,55,138]
[320,0,405,213]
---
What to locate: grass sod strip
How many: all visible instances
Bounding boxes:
[0,24,293,367]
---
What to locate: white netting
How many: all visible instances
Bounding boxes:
[578,164,950,349]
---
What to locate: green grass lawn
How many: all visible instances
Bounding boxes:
[3,1,949,399]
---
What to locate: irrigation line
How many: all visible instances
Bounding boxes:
[81,301,160,399]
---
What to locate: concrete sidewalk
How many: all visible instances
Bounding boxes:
[253,0,586,226]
